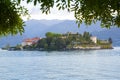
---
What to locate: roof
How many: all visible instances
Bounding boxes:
[23,37,40,42]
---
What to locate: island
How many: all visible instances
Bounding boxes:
[4,32,113,51]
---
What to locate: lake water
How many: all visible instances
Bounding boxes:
[0,47,120,80]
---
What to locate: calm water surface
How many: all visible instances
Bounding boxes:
[0,47,120,80]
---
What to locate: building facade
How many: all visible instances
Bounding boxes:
[22,37,40,46]
[90,36,97,44]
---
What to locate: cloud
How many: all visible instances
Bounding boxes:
[21,1,75,20]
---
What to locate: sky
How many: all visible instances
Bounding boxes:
[21,1,75,21]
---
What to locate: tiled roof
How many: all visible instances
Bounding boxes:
[23,37,40,42]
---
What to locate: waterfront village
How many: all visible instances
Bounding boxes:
[4,32,113,51]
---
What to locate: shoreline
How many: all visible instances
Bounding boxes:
[6,47,114,51]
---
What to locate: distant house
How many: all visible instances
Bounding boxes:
[66,32,78,35]
[22,37,40,46]
[90,36,97,44]
[100,40,109,44]
[61,36,67,39]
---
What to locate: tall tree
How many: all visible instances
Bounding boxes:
[108,37,112,44]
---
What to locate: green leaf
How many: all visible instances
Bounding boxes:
[56,3,60,7]
[58,6,61,10]
[18,0,21,4]
[34,0,37,5]
[27,0,31,3]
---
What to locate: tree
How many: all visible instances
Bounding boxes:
[0,0,28,36]
[46,32,61,38]
[83,32,91,41]
[17,0,120,28]
[55,38,66,50]
[108,37,112,44]
[1,0,120,36]
[45,32,54,47]
[36,38,47,48]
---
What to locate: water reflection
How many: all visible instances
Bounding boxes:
[0,48,119,57]
[0,50,115,57]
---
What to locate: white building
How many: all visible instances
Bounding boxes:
[90,36,97,44]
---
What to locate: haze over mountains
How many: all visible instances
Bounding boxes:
[0,19,120,47]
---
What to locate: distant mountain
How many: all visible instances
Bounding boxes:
[0,19,119,47]
[24,19,50,37]
[42,20,106,34]
[36,19,64,26]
